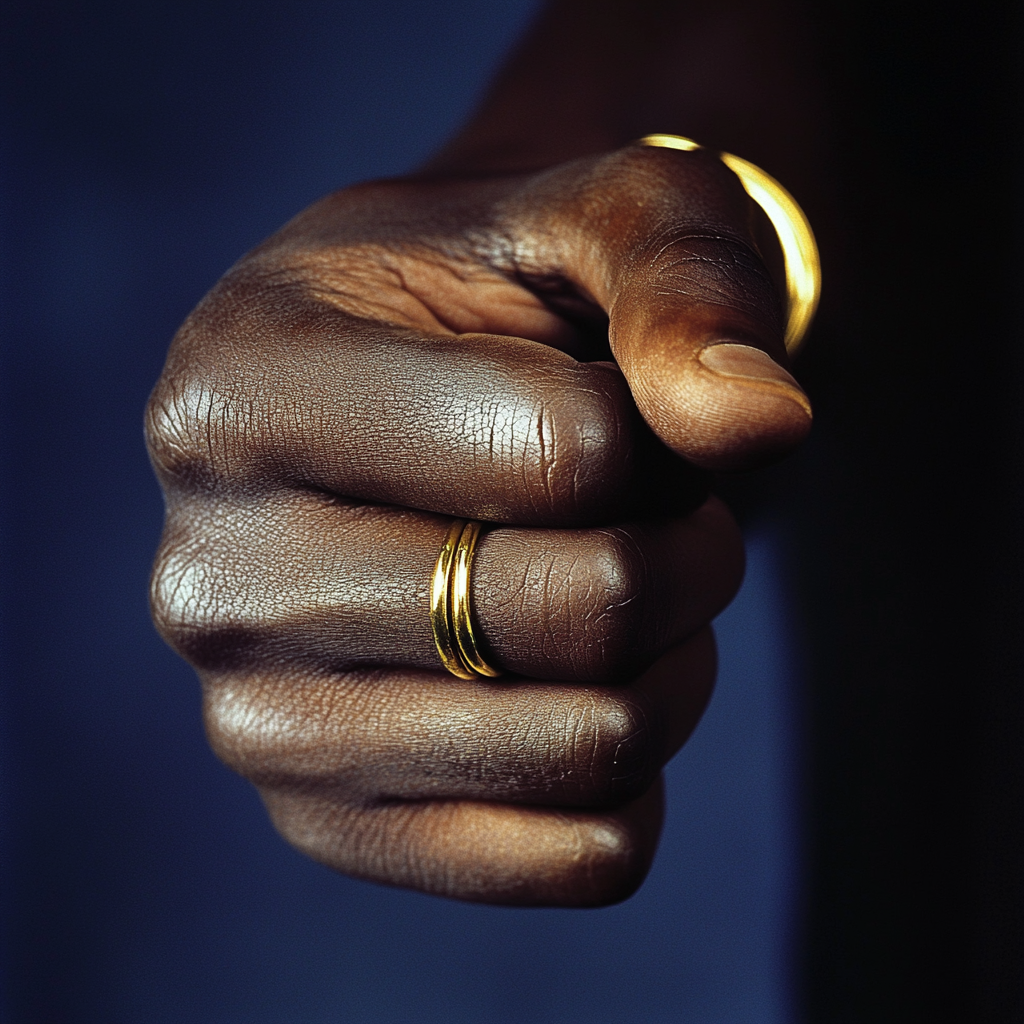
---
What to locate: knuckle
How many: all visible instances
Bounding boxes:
[145,371,217,490]
[519,369,634,524]
[149,525,213,651]
[647,230,781,333]
[148,519,258,669]
[201,678,309,783]
[144,276,288,494]
[261,789,361,869]
[568,691,657,803]
[202,678,269,777]
[145,375,192,482]
[202,674,356,789]
[570,817,654,906]
[145,368,255,492]
[585,148,783,335]
[572,528,650,679]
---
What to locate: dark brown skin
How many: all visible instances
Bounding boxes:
[147,0,818,906]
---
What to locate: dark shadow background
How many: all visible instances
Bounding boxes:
[1,3,809,1021]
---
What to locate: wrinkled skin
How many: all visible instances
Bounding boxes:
[146,146,812,906]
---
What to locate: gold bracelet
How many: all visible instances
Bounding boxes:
[639,134,821,354]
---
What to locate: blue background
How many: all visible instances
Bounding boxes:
[1,2,802,1019]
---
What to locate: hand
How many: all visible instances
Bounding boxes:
[146,145,811,906]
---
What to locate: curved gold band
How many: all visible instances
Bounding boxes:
[429,519,475,679]
[429,519,502,680]
[638,134,821,355]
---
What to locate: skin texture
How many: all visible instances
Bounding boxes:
[147,3,818,906]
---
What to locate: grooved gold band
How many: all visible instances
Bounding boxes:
[429,520,502,680]
[429,519,475,679]
[638,133,821,355]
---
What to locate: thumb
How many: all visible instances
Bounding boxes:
[509,145,813,471]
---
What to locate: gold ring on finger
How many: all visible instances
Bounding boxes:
[429,519,502,680]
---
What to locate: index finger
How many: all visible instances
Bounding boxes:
[147,293,707,525]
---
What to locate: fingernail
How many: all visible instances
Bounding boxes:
[698,343,812,418]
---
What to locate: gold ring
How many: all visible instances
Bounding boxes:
[638,134,821,355]
[429,519,502,680]
[429,519,475,679]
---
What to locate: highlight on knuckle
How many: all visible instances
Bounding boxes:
[202,679,274,778]
[149,524,259,669]
[528,810,655,908]
[145,372,237,491]
[202,678,316,784]
[573,817,654,906]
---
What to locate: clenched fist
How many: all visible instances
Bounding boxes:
[146,145,811,906]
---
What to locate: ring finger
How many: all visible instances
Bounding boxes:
[151,493,742,683]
